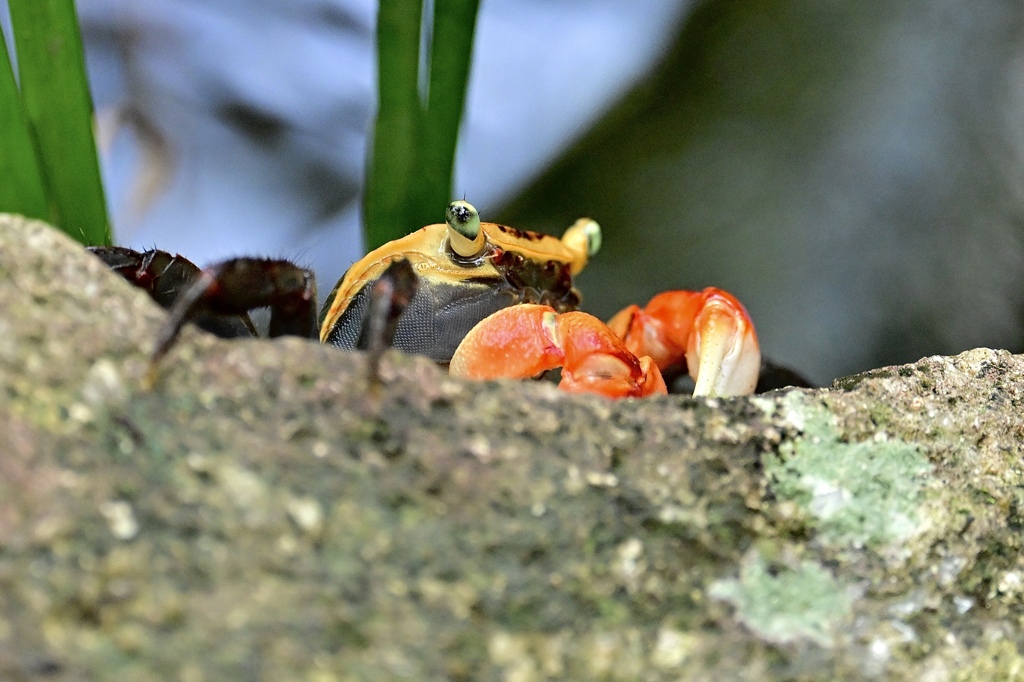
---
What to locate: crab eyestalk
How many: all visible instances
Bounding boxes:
[560,218,601,275]
[445,200,486,258]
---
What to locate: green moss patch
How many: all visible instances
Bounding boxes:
[709,552,850,647]
[766,394,932,548]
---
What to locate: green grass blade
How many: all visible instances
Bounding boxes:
[411,0,480,228]
[363,0,480,249]
[0,31,49,221]
[364,0,425,250]
[8,0,110,246]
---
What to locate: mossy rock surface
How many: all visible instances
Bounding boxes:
[1,214,1022,680]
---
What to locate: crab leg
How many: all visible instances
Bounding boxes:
[151,258,318,364]
[607,289,760,397]
[449,305,667,399]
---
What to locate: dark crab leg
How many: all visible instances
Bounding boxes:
[89,246,257,339]
[152,258,317,364]
[355,259,418,384]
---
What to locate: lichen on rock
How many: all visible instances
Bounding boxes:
[766,392,933,550]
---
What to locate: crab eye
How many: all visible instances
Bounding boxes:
[446,200,486,258]
[562,218,602,258]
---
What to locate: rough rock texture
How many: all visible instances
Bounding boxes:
[1,214,1022,681]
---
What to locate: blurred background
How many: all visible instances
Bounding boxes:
[4,0,1022,385]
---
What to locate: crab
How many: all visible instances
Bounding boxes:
[92,201,761,399]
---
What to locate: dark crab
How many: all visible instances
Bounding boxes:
[94,201,765,398]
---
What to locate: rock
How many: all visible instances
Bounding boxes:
[1,214,1022,680]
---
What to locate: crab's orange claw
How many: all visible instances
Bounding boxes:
[686,290,760,396]
[554,311,666,398]
[449,304,565,380]
[608,288,760,397]
[450,305,666,399]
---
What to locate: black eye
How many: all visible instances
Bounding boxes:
[451,204,470,223]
